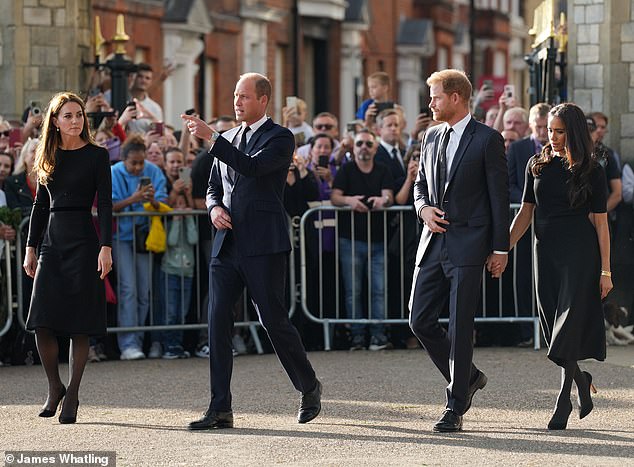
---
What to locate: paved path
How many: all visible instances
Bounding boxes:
[1,347,633,466]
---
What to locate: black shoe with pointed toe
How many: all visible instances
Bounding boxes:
[59,400,79,424]
[39,386,66,418]
[547,399,572,430]
[578,371,597,420]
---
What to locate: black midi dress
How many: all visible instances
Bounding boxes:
[25,144,112,336]
[523,155,607,365]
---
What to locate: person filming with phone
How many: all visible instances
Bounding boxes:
[110,135,168,360]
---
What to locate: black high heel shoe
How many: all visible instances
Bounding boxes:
[548,399,572,430]
[578,371,597,419]
[38,386,66,418]
[59,400,79,424]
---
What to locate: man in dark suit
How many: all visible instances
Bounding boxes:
[507,103,549,347]
[409,69,509,432]
[374,108,406,192]
[508,103,550,204]
[182,72,321,429]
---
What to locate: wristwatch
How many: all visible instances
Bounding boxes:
[208,131,220,146]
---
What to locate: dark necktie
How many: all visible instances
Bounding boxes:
[436,128,453,203]
[229,126,250,183]
[391,147,404,171]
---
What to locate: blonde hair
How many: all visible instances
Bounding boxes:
[14,138,40,175]
[34,92,93,184]
[426,69,472,103]
[368,72,390,87]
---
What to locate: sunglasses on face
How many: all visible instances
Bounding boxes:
[314,124,334,131]
[0,131,10,138]
[355,140,374,148]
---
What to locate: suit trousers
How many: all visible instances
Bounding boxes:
[409,234,482,415]
[207,232,317,411]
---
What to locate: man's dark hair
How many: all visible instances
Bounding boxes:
[137,63,153,73]
[310,133,334,150]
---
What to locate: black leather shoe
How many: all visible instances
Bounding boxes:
[433,409,463,433]
[188,409,234,430]
[298,380,322,424]
[464,370,487,413]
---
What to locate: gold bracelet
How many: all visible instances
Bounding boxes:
[601,270,612,277]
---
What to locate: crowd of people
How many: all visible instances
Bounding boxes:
[0,65,631,368]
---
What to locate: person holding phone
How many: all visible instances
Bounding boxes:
[22,92,112,424]
[282,96,313,143]
[163,147,193,208]
[110,134,168,360]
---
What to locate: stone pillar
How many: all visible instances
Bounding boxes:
[339,26,364,126]
[0,0,91,120]
[569,0,633,160]
[396,50,423,132]
[163,31,204,127]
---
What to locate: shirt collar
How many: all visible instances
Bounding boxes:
[380,140,399,154]
[243,115,268,134]
[445,113,471,138]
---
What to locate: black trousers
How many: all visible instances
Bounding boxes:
[409,235,482,415]
[207,232,317,411]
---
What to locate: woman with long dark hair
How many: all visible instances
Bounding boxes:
[23,92,112,424]
[501,102,611,430]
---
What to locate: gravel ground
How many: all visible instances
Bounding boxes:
[1,346,633,466]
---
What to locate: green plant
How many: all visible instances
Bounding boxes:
[0,206,23,230]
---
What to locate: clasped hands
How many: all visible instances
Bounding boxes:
[420,206,508,278]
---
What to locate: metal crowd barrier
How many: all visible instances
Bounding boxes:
[14,211,297,355]
[0,241,14,337]
[299,204,540,351]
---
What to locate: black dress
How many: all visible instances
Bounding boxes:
[26,144,112,336]
[523,155,607,365]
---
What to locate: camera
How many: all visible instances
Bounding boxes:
[29,100,42,117]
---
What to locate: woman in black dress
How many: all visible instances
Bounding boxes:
[23,92,112,424]
[503,103,612,430]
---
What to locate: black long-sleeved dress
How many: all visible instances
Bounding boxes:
[26,144,112,336]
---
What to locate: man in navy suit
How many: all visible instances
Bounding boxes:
[374,108,406,192]
[409,69,509,432]
[182,73,321,429]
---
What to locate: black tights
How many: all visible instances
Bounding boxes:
[35,328,89,417]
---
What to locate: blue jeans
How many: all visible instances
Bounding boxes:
[156,273,193,349]
[113,241,150,352]
[339,237,386,339]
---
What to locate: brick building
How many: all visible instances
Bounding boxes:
[1,0,524,132]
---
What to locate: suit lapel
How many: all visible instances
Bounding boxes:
[234,118,273,186]
[424,128,443,205]
[446,117,476,188]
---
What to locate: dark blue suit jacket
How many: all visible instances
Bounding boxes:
[414,117,509,267]
[375,144,406,191]
[205,118,294,258]
[507,137,538,204]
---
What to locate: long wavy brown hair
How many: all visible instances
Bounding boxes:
[530,102,596,208]
[34,92,93,184]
